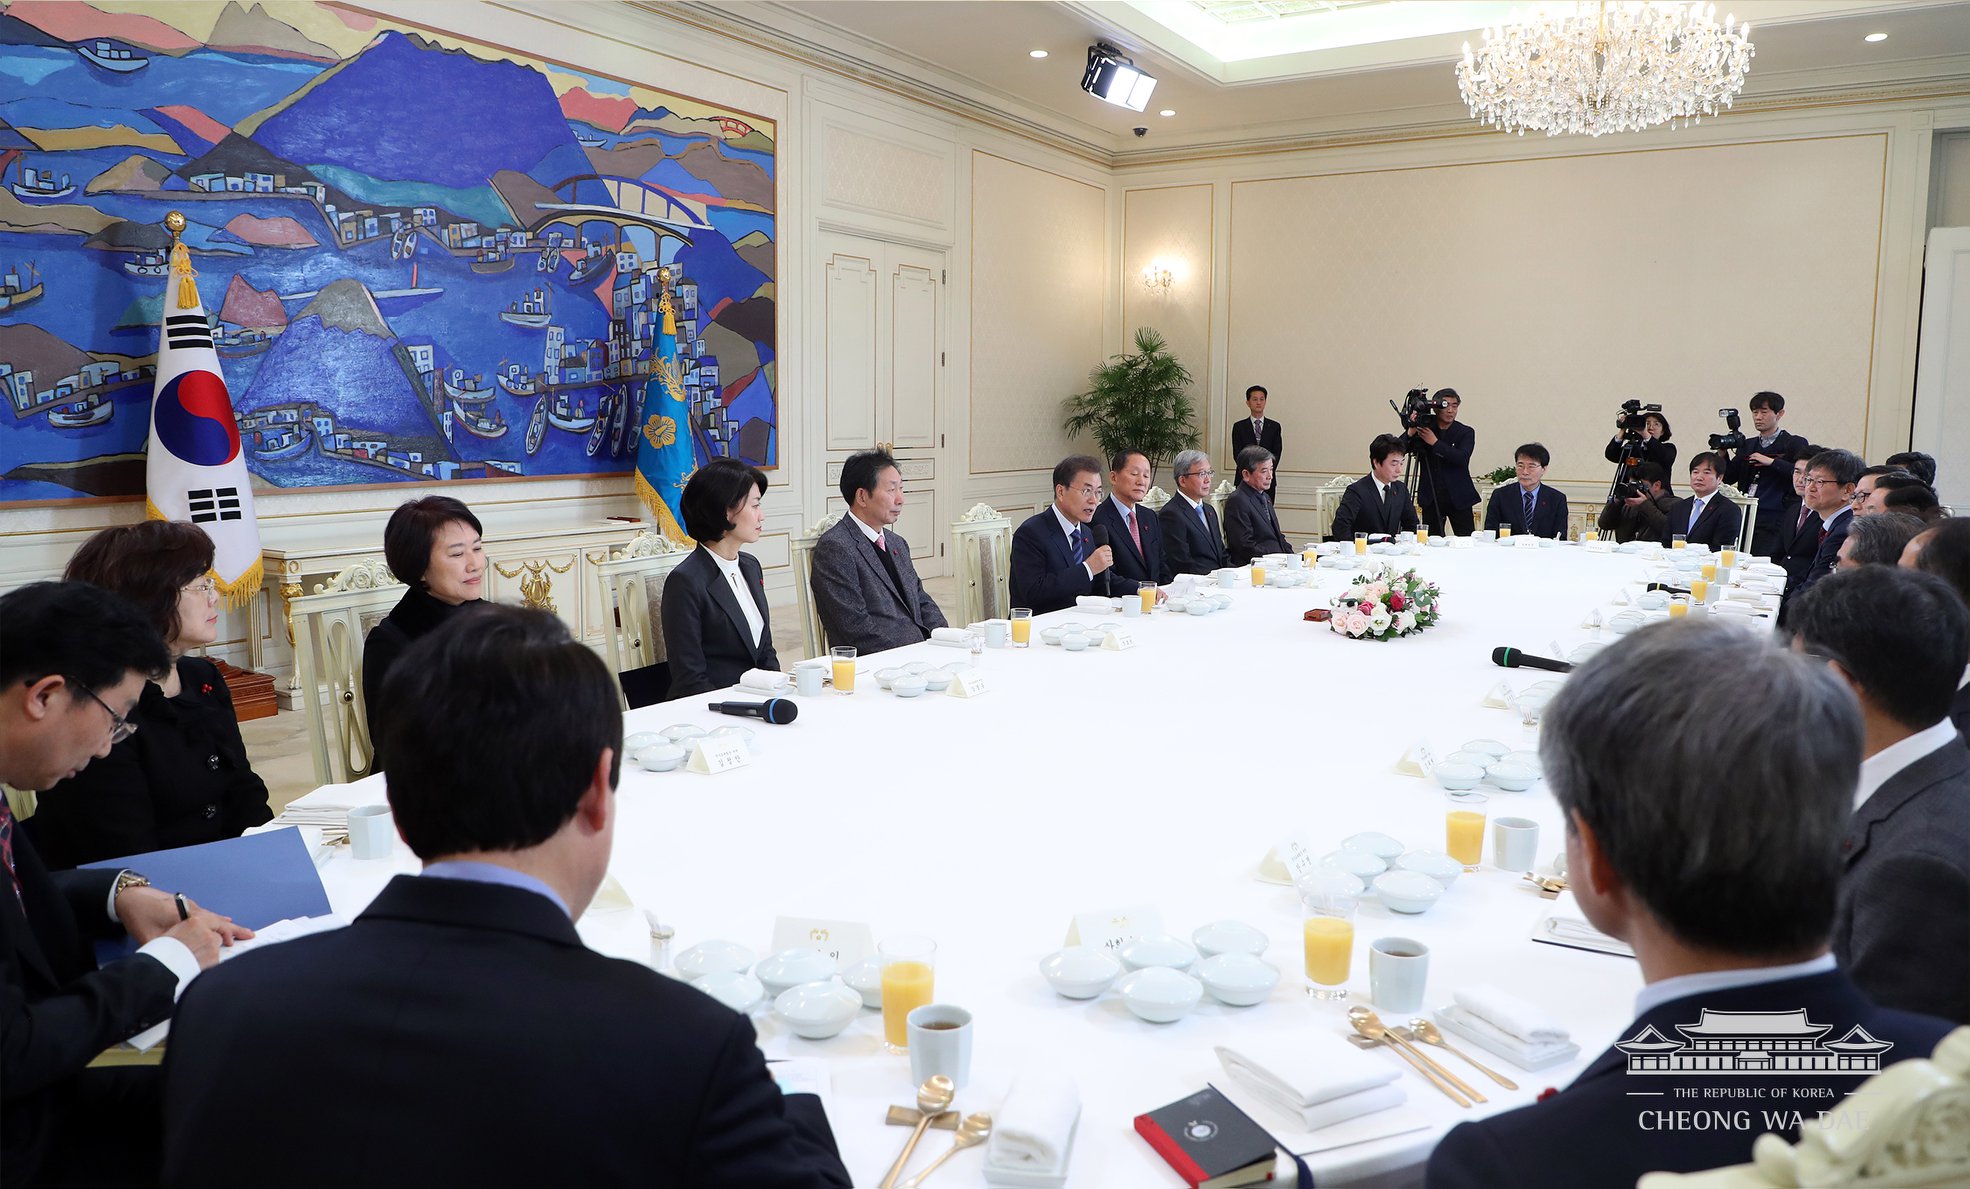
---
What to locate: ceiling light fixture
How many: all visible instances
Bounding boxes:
[1456,2,1754,138]
[1863,32,1887,42]
[1029,49,1049,58]
[1081,42,1157,112]
[1159,109,1176,117]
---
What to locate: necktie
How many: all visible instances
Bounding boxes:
[1073,527,1089,564]
[1690,498,1705,533]
[874,531,887,553]
[1797,505,1810,531]
[1522,488,1536,532]
[1253,419,1263,438]
[1818,521,1830,547]
[1197,502,1207,528]
[1125,508,1141,554]
[0,798,22,906]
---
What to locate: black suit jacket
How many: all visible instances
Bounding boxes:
[1660,492,1743,551]
[1772,498,1817,573]
[160,876,851,1188]
[1725,428,1805,513]
[1091,497,1169,589]
[807,515,946,656]
[1414,420,1477,511]
[1159,495,1229,576]
[1835,736,1969,1023]
[1793,507,1852,599]
[1483,483,1569,538]
[362,587,487,757]
[1329,475,1418,541]
[2,828,177,1184]
[661,545,779,699]
[1223,483,1290,565]
[1230,417,1283,468]
[1426,969,1952,1189]
[1009,509,1098,615]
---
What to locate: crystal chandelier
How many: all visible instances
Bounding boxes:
[1456,2,1755,137]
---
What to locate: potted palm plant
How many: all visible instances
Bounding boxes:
[1062,327,1199,476]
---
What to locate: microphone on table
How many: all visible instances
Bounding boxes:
[707,698,799,725]
[1491,646,1574,674]
[1089,525,1111,595]
[1646,581,1691,595]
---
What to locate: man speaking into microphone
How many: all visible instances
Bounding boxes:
[1010,455,1117,614]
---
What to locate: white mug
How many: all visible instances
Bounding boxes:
[1119,595,1140,618]
[793,663,825,697]
[1216,569,1237,588]
[348,805,395,860]
[906,1003,973,1091]
[1492,817,1541,872]
[1368,937,1430,1015]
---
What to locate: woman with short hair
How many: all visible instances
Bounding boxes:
[363,496,488,748]
[25,521,273,867]
[661,458,778,699]
[1604,410,1677,493]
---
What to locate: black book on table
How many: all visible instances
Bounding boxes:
[1133,1085,1281,1188]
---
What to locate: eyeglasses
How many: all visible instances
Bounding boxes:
[1070,485,1102,499]
[78,685,138,745]
[181,577,218,598]
[1802,477,1843,489]
[1180,469,1214,480]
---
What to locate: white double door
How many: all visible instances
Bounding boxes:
[818,231,947,577]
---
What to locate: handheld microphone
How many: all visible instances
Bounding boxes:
[706,698,799,725]
[1089,525,1111,595]
[1491,646,1574,674]
[1645,581,1690,595]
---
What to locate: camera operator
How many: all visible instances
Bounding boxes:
[1597,461,1677,543]
[1602,405,1676,493]
[1406,388,1476,536]
[1721,391,1804,555]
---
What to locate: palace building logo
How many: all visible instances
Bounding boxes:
[1617,1009,1893,1075]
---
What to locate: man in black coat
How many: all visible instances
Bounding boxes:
[1772,450,1819,576]
[1407,388,1477,536]
[1009,455,1119,614]
[1425,620,1953,1189]
[161,608,852,1189]
[809,449,947,655]
[1482,443,1569,538]
[1159,449,1229,576]
[1230,385,1283,503]
[1658,451,1743,550]
[1329,433,1420,541]
[1223,446,1291,564]
[1090,448,1169,591]
[1789,448,1862,602]
[1,583,249,1188]
[1789,567,1970,1023]
[1724,391,1808,555]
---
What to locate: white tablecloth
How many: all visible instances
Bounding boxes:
[294,542,1755,1187]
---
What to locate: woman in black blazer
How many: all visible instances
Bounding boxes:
[25,521,273,868]
[1604,409,1677,493]
[362,496,489,755]
[662,458,779,699]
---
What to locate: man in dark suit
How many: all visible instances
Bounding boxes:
[1659,451,1742,549]
[1905,518,1970,742]
[1159,449,1229,577]
[1329,433,1420,541]
[1425,620,1953,1189]
[1724,390,1807,555]
[1009,455,1118,614]
[1482,443,1569,538]
[1230,385,1283,503]
[1772,449,1819,576]
[1790,448,1862,601]
[1090,448,1169,592]
[809,449,947,656]
[1,583,250,1188]
[1407,388,1477,536]
[161,608,852,1189]
[1224,446,1291,564]
[1789,566,1969,1023]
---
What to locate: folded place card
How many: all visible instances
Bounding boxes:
[1482,682,1514,709]
[1065,905,1162,952]
[1272,833,1325,885]
[687,736,750,774]
[946,670,989,698]
[771,916,874,967]
[1394,742,1437,778]
[1100,628,1138,651]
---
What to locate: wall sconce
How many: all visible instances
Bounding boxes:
[1141,261,1175,294]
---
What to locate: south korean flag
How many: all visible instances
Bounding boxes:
[145,242,262,604]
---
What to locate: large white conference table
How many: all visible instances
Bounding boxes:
[292,539,1774,1187]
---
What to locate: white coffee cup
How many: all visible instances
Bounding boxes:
[1368,937,1430,1014]
[984,621,1008,648]
[906,1003,973,1090]
[1216,569,1236,588]
[794,663,826,697]
[348,805,395,860]
[1492,817,1541,872]
[1120,594,1140,618]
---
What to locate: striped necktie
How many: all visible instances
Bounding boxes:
[1522,488,1536,532]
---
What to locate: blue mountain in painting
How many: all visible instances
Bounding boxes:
[241,279,443,450]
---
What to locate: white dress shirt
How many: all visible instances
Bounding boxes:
[848,510,885,548]
[1853,718,1962,812]
[1634,953,1837,1019]
[709,550,764,646]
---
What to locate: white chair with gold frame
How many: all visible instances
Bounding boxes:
[1141,484,1171,512]
[289,559,404,787]
[952,503,1012,626]
[594,530,690,707]
[790,511,844,660]
[1723,489,1758,555]
[1311,474,1353,542]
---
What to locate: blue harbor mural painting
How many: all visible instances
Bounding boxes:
[0,0,778,506]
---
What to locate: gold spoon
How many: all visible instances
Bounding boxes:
[879,1076,955,1189]
[901,1113,992,1187]
[1389,1023,1488,1103]
[1349,1005,1486,1103]
[1407,1017,1520,1090]
[1344,1029,1471,1107]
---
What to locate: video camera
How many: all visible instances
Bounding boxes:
[1392,387,1439,431]
[1615,399,1662,439]
[1708,408,1746,453]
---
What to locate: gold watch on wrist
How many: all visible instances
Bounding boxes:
[113,869,152,896]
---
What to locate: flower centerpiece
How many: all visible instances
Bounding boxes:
[1331,565,1441,641]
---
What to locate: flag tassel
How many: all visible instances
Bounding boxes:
[169,240,198,309]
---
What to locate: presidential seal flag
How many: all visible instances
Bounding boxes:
[630,265,697,545]
[145,213,262,605]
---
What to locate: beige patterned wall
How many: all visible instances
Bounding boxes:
[970,151,1107,474]
[1228,134,1888,484]
[1123,185,1213,478]
[823,125,950,226]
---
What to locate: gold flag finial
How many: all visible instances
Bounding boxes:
[164,211,197,309]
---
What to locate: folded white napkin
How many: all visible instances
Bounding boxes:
[930,627,971,644]
[987,1072,1080,1169]
[739,669,788,693]
[1216,1040,1398,1109]
[1435,1005,1580,1071]
[1454,984,1569,1044]
[1074,595,1118,611]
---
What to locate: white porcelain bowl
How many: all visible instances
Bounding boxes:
[674,939,757,980]
[1038,945,1124,999]
[1061,632,1092,652]
[1187,600,1215,616]
[903,662,932,675]
[1568,642,1607,664]
[632,743,688,772]
[692,970,765,1013]
[1487,761,1538,792]
[1503,749,1543,774]
[1115,967,1204,1023]
[772,979,862,1039]
[922,672,953,692]
[1461,738,1511,758]
[1307,869,1366,897]
[1635,590,1669,611]
[623,731,664,754]
[1196,953,1280,1007]
[1341,831,1404,862]
[875,667,903,690]
[1608,610,1646,635]
[1191,920,1269,959]
[1432,762,1485,792]
[1165,597,1190,613]
[660,724,708,743]
[840,956,884,1008]
[707,724,754,749]
[1039,627,1065,646]
[1373,869,1446,914]
[1117,933,1199,972]
[1319,849,1386,879]
[1443,749,1494,772]
[1395,849,1462,888]
[753,947,839,997]
[892,675,928,698]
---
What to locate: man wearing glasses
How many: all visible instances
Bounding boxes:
[1009,454,1118,614]
[0,582,251,1186]
[1159,448,1230,577]
[1790,448,1863,601]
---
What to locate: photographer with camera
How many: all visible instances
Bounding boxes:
[1402,387,1477,536]
[1720,391,1804,554]
[1603,404,1676,493]
[1597,461,1677,543]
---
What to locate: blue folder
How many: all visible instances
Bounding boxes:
[82,826,334,962]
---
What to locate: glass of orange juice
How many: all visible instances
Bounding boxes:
[1668,596,1690,619]
[1720,548,1738,569]
[1251,564,1267,586]
[1700,562,1718,583]
[1417,526,1429,544]
[1139,582,1157,614]
[1300,876,1357,1001]
[1446,792,1488,872]
[829,646,857,695]
[1009,608,1032,648]
[1498,525,1512,539]
[879,935,936,1052]
[1689,577,1709,605]
[1353,532,1368,555]
[1671,534,1687,550]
